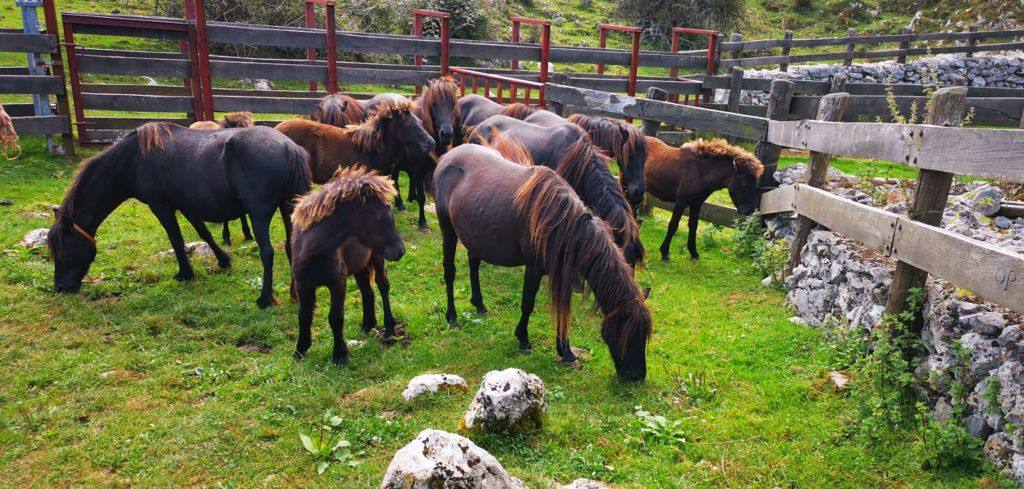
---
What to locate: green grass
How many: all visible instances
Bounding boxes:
[0,138,1010,487]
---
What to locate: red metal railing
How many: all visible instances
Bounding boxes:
[304,0,338,94]
[450,67,546,108]
[510,17,550,103]
[596,23,641,97]
[670,27,720,105]
[413,9,450,94]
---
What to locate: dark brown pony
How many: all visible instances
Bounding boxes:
[468,116,643,269]
[314,93,366,127]
[456,95,542,141]
[645,136,764,261]
[434,143,651,381]
[275,99,434,184]
[189,111,257,244]
[566,114,648,211]
[48,123,310,308]
[291,167,406,364]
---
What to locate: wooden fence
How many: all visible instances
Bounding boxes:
[0,0,72,153]
[721,27,1024,70]
[546,83,1024,314]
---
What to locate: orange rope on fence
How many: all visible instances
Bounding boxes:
[0,105,20,161]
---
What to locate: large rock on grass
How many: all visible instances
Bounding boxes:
[380,429,523,489]
[462,368,546,433]
[22,228,48,248]
[402,373,469,401]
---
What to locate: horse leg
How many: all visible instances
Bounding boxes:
[686,201,702,260]
[240,214,253,241]
[184,214,231,270]
[221,221,232,246]
[150,204,194,282]
[415,178,428,231]
[556,334,578,366]
[468,255,487,316]
[440,215,459,328]
[373,256,398,339]
[327,281,349,365]
[279,205,297,303]
[659,200,687,262]
[293,285,316,360]
[391,166,406,211]
[354,266,377,334]
[249,211,277,309]
[515,266,543,354]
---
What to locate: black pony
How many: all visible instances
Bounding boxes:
[48,123,310,308]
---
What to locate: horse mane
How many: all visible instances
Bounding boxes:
[292,166,396,231]
[136,122,174,157]
[221,111,254,128]
[347,98,414,154]
[418,76,459,136]
[556,139,644,267]
[513,168,650,353]
[566,114,646,173]
[686,138,764,178]
[316,94,366,128]
[477,128,533,166]
[500,103,539,120]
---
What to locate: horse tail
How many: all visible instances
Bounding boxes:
[136,122,173,157]
[514,167,590,344]
[282,140,312,206]
[500,103,538,120]
[687,138,763,178]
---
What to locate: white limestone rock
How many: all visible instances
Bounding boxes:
[462,368,546,433]
[380,429,522,489]
[402,373,469,401]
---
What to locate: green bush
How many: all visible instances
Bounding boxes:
[615,0,745,48]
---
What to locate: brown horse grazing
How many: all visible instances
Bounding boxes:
[290,167,406,365]
[565,114,648,211]
[275,99,435,184]
[188,111,257,245]
[645,136,764,261]
[48,123,310,308]
[468,116,643,269]
[314,93,366,127]
[434,144,651,381]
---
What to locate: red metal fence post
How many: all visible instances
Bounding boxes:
[509,17,551,107]
[182,0,205,120]
[597,23,642,119]
[188,0,213,121]
[669,27,721,106]
[304,0,316,92]
[60,19,87,145]
[597,28,608,75]
[412,10,450,92]
[325,1,338,94]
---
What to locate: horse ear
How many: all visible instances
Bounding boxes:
[642,286,651,300]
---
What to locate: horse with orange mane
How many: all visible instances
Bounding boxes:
[189,111,257,244]
[48,123,310,308]
[434,143,651,381]
[290,167,406,364]
[275,99,434,184]
[645,136,764,261]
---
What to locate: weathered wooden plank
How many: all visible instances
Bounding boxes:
[767,120,1024,182]
[207,22,324,49]
[212,95,320,114]
[211,60,327,83]
[89,117,191,130]
[78,54,191,78]
[0,32,56,53]
[721,41,1024,68]
[81,93,193,112]
[339,66,437,86]
[0,75,64,95]
[760,185,795,214]
[545,83,769,140]
[10,116,70,136]
[647,195,741,227]
[720,28,1024,50]
[892,219,1024,312]
[3,103,38,116]
[69,23,188,41]
[792,185,899,251]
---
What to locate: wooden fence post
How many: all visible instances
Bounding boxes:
[882,86,968,321]
[966,25,979,58]
[779,30,793,72]
[785,91,850,275]
[642,87,667,137]
[729,33,743,62]
[843,28,857,67]
[754,79,794,189]
[896,27,912,64]
[726,67,744,114]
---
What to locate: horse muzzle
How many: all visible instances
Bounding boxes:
[381,243,406,262]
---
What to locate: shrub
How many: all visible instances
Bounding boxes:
[615,0,745,48]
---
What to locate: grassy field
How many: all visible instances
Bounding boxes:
[0,137,1012,487]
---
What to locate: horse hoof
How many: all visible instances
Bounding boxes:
[418,223,430,232]
[256,296,277,309]
[446,318,458,329]
[689,256,700,262]
[361,323,376,335]
[519,346,533,355]
[557,358,582,369]
[332,356,349,366]
[292,350,305,361]
[218,259,232,270]
[474,306,488,316]
[174,272,195,282]
[660,255,669,262]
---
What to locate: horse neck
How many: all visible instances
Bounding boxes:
[575,153,633,239]
[299,209,356,256]
[64,149,133,233]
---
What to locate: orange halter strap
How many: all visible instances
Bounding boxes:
[71,222,96,245]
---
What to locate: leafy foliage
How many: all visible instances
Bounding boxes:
[732,212,787,287]
[615,0,745,47]
[299,410,361,475]
[633,406,687,447]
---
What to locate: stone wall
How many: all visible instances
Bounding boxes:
[770,165,1024,483]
